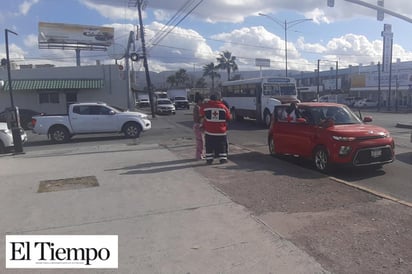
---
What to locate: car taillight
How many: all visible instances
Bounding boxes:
[32,118,36,127]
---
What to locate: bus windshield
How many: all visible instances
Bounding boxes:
[263,83,296,96]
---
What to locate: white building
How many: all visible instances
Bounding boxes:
[0,64,131,114]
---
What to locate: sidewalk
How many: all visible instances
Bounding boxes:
[0,142,328,273]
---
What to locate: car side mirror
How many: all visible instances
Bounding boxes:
[109,110,116,115]
[363,116,372,123]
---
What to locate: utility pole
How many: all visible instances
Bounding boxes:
[137,0,156,118]
[335,61,338,91]
[4,28,23,153]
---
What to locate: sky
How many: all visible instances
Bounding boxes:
[1,0,412,75]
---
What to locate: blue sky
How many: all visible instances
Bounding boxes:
[1,0,412,74]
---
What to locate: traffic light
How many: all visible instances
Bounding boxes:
[377,0,384,21]
[327,0,334,7]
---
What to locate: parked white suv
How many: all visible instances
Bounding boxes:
[0,122,27,154]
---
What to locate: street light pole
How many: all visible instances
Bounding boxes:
[4,28,23,153]
[259,13,312,77]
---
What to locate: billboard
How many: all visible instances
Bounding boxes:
[38,22,114,50]
[255,58,271,67]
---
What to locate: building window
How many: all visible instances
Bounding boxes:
[39,92,60,104]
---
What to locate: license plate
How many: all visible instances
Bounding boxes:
[371,149,382,158]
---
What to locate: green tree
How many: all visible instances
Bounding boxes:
[195,77,207,88]
[166,75,178,88]
[216,50,238,81]
[202,62,220,92]
[175,68,190,87]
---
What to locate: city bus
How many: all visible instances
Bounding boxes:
[221,77,299,127]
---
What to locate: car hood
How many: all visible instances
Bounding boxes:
[328,124,389,138]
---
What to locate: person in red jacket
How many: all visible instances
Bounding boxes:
[200,93,231,164]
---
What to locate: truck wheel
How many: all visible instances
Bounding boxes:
[124,122,142,138]
[264,109,271,128]
[50,126,70,143]
[313,146,330,173]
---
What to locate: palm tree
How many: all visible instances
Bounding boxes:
[216,50,238,81]
[175,68,190,87]
[202,62,220,92]
[195,77,207,88]
[166,75,178,88]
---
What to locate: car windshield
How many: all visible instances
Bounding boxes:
[158,100,172,105]
[109,105,124,112]
[302,106,362,125]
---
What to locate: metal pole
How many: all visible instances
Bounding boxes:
[5,28,23,153]
[284,20,288,77]
[258,14,311,78]
[75,49,81,67]
[387,37,393,111]
[377,62,381,111]
[335,61,338,91]
[317,59,320,101]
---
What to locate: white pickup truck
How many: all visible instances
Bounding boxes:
[32,102,151,143]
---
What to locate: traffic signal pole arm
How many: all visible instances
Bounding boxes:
[329,0,412,24]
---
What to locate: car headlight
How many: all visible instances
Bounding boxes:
[332,136,356,141]
[379,132,390,138]
[0,128,11,134]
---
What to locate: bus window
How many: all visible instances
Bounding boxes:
[279,85,297,96]
[263,84,280,96]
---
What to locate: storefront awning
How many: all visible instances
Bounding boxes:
[2,79,104,91]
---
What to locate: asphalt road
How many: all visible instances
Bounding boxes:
[23,107,412,205]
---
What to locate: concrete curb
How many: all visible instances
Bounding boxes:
[396,123,412,129]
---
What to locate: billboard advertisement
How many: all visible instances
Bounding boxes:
[38,22,114,49]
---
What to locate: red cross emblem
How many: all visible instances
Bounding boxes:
[212,110,218,118]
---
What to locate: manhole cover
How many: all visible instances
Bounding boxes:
[38,176,99,193]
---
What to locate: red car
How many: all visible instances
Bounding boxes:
[268,102,395,172]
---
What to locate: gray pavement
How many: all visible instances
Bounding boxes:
[0,141,328,273]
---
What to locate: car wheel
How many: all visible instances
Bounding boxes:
[50,126,70,143]
[124,122,142,138]
[313,146,330,172]
[230,108,236,120]
[264,109,271,128]
[0,141,5,154]
[231,108,243,121]
[268,135,277,157]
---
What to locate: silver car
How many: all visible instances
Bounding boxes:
[156,99,176,115]
[0,122,27,154]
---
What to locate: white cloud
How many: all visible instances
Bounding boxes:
[19,0,39,16]
[82,0,140,21]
